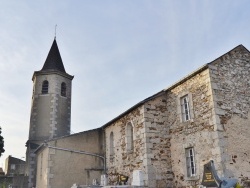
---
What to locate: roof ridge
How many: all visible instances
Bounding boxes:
[207,44,249,66]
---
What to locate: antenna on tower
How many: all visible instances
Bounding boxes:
[54,24,57,39]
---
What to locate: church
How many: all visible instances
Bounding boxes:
[26,38,250,188]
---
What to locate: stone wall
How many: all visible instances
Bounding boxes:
[103,45,250,187]
[166,68,218,187]
[209,45,250,185]
[28,72,72,188]
[105,105,147,186]
[143,94,172,188]
[29,72,72,141]
[36,147,49,188]
[4,156,26,176]
[104,69,221,187]
[35,128,104,188]
[104,93,173,188]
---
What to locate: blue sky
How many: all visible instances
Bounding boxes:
[0,0,250,168]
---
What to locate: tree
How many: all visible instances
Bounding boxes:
[0,127,5,157]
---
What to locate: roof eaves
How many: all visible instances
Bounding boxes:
[164,45,248,92]
[102,44,249,130]
[32,70,74,81]
[101,90,165,129]
[34,143,46,154]
[43,127,102,143]
[207,44,248,66]
[164,63,209,92]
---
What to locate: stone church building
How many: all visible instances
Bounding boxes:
[26,39,250,188]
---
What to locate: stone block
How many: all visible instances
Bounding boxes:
[214,108,225,115]
[211,82,219,89]
[209,65,218,70]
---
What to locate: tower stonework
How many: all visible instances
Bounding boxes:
[26,39,73,188]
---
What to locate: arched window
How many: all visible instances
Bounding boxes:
[61,82,66,97]
[110,132,114,156]
[42,80,49,94]
[126,122,134,151]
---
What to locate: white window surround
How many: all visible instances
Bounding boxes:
[125,122,134,152]
[183,143,199,181]
[177,92,194,123]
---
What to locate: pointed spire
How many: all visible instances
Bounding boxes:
[41,39,66,73]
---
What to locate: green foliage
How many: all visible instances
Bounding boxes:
[0,177,12,188]
[235,182,243,188]
[0,127,5,157]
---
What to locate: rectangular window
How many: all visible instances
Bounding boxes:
[185,147,196,177]
[10,164,15,170]
[181,95,191,121]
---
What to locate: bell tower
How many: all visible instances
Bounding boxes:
[26,38,74,188]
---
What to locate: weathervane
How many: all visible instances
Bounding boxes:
[55,24,57,39]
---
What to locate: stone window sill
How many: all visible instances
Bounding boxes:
[40,94,49,96]
[127,150,133,154]
[181,118,194,124]
[185,175,200,181]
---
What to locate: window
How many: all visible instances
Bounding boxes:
[42,80,49,94]
[185,147,196,177]
[10,164,15,170]
[177,92,194,123]
[181,95,191,121]
[126,122,134,152]
[61,82,66,97]
[110,132,114,156]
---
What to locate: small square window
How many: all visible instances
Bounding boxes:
[10,164,15,170]
[181,95,191,121]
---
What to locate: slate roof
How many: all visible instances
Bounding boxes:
[41,39,66,73]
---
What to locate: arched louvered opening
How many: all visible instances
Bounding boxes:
[61,82,66,97]
[42,80,49,94]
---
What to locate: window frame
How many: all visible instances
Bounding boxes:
[185,147,196,177]
[177,92,194,123]
[181,95,191,121]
